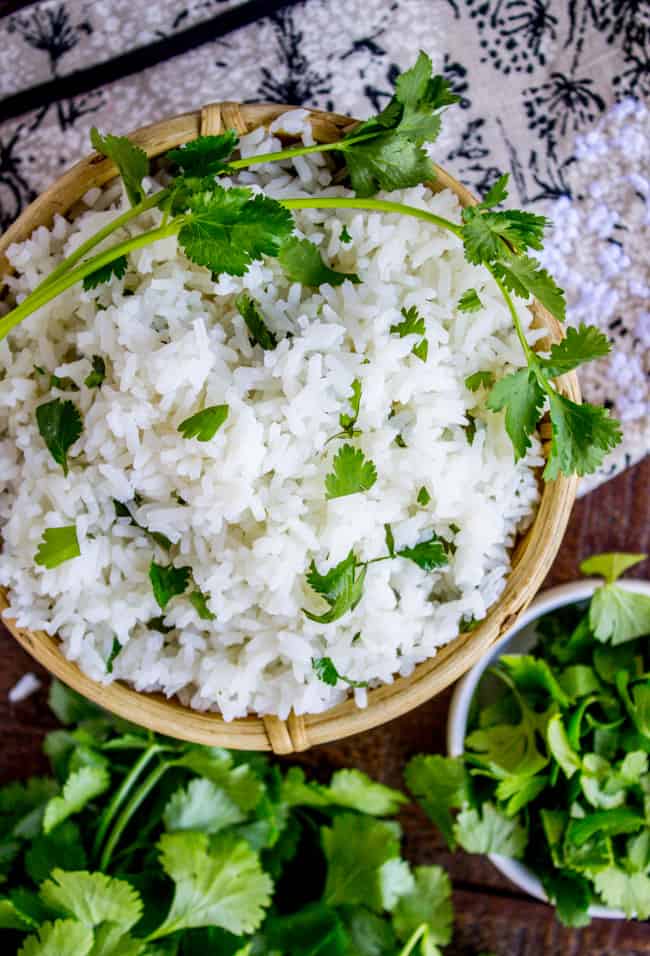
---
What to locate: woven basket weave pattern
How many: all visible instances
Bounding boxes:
[0,103,579,753]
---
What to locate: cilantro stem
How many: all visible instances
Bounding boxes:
[227,131,381,170]
[229,140,344,168]
[35,190,167,293]
[0,222,178,341]
[92,742,164,861]
[281,196,462,237]
[99,758,170,870]
[398,923,428,956]
[490,270,536,365]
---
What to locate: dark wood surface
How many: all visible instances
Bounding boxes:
[1,458,648,953]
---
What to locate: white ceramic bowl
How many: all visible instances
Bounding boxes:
[447,577,650,920]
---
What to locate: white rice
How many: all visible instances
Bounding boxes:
[0,111,544,720]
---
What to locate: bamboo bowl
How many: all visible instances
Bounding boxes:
[0,102,579,753]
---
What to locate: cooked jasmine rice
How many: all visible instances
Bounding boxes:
[0,111,543,720]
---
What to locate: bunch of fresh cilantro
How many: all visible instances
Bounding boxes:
[405,552,650,927]
[0,681,473,956]
[0,52,621,480]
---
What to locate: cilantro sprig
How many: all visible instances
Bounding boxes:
[3,679,464,956]
[406,552,650,926]
[304,530,448,626]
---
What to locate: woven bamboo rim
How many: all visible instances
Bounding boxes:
[0,102,579,753]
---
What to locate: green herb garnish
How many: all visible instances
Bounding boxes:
[178,404,229,442]
[304,550,367,624]
[189,589,216,621]
[82,255,128,291]
[35,399,83,476]
[149,562,192,610]
[90,127,149,206]
[84,355,106,388]
[278,235,360,286]
[312,657,368,689]
[235,292,277,350]
[35,526,81,569]
[325,444,377,499]
[457,288,483,312]
[390,305,428,362]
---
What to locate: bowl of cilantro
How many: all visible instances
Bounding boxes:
[408,552,650,925]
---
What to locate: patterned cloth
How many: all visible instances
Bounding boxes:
[1,0,648,489]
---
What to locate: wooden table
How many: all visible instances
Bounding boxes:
[1,464,648,953]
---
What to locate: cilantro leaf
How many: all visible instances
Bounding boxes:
[82,255,127,291]
[540,871,592,928]
[486,369,545,461]
[149,561,191,610]
[322,813,402,912]
[235,292,277,350]
[40,868,142,932]
[25,821,87,884]
[304,550,367,624]
[397,533,448,571]
[163,778,245,834]
[499,655,570,707]
[491,255,566,322]
[106,637,122,674]
[278,236,360,287]
[281,766,406,816]
[345,135,435,198]
[392,865,453,947]
[593,867,650,919]
[0,897,38,931]
[567,807,645,847]
[90,128,149,207]
[478,173,509,209]
[42,766,110,833]
[84,355,106,388]
[589,584,650,644]
[457,288,483,312]
[540,324,611,376]
[173,747,263,813]
[178,185,293,277]
[178,404,229,441]
[340,52,455,196]
[167,131,239,176]
[325,444,377,499]
[547,714,582,779]
[465,370,495,392]
[462,208,548,262]
[18,919,93,956]
[312,656,368,688]
[263,902,349,956]
[417,486,431,506]
[404,755,468,848]
[36,399,83,475]
[580,552,646,585]
[453,802,527,857]
[544,392,622,480]
[390,305,428,362]
[35,526,80,570]
[339,378,362,436]
[151,831,272,937]
[340,225,352,244]
[189,589,216,620]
